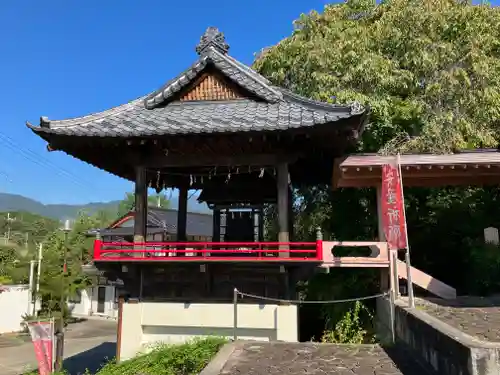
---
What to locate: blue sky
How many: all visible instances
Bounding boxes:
[0,1,497,205]
[0,0,335,205]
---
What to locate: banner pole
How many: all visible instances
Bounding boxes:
[397,153,415,308]
[51,317,55,374]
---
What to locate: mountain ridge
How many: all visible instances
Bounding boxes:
[0,192,209,220]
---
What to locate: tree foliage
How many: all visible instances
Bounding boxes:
[255,0,500,154]
[117,192,170,217]
[256,0,500,342]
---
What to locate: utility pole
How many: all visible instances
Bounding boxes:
[27,260,36,315]
[6,212,15,241]
[55,220,71,372]
[33,243,43,316]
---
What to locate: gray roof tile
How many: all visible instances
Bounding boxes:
[98,208,213,238]
[28,28,366,138]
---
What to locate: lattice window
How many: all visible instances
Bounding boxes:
[180,74,242,101]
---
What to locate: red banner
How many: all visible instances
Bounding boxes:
[27,320,54,375]
[381,160,408,250]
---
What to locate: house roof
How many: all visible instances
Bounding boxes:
[26,27,366,139]
[95,207,213,237]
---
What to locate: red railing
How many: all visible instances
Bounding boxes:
[93,240,323,262]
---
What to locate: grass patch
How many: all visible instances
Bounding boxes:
[24,336,227,375]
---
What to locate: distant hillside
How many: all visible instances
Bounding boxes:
[0,193,210,221]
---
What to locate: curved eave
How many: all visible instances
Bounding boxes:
[279,88,366,115]
[26,121,52,143]
[26,106,367,141]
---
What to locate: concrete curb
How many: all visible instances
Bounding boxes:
[199,342,238,375]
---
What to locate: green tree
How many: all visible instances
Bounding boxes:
[255,0,500,341]
[0,211,59,252]
[255,0,500,153]
[32,210,113,319]
[117,192,171,217]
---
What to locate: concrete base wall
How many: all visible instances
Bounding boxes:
[377,297,500,375]
[119,301,298,361]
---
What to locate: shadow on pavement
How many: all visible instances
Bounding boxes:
[383,345,436,375]
[63,342,116,375]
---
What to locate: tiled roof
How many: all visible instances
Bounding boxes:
[97,208,213,237]
[27,27,366,138]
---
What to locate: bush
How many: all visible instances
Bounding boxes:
[465,240,500,296]
[96,337,226,375]
[320,301,373,344]
[23,337,227,375]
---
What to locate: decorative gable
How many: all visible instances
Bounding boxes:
[179,73,244,102]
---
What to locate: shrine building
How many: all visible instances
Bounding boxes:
[27,27,391,360]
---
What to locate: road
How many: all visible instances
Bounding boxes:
[0,319,117,375]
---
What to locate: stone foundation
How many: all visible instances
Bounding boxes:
[377,297,500,375]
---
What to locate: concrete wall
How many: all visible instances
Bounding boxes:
[69,288,92,316]
[70,286,117,319]
[377,297,500,375]
[0,285,38,334]
[119,301,298,361]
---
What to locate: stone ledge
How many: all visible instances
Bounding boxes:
[199,342,239,375]
[393,299,500,375]
[396,300,500,349]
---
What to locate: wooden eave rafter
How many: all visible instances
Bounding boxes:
[333,150,500,188]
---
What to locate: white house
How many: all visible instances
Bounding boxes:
[0,284,40,334]
[69,284,119,319]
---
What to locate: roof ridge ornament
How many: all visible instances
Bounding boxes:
[196,27,229,55]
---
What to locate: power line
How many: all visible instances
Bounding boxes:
[187,189,199,201]
[0,169,12,183]
[0,132,104,201]
[0,132,92,188]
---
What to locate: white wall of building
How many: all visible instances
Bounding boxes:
[69,286,117,319]
[119,301,298,361]
[0,285,40,334]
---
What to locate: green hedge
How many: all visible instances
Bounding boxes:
[25,337,227,375]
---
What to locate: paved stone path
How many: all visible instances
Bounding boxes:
[416,297,500,342]
[220,342,432,374]
[0,319,117,375]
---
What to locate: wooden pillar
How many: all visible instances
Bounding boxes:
[277,162,290,256]
[258,207,264,242]
[288,187,294,242]
[177,186,188,242]
[116,297,124,362]
[134,166,147,244]
[213,208,221,242]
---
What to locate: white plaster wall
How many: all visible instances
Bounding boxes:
[90,286,117,318]
[69,288,92,316]
[0,286,31,334]
[119,301,298,361]
[70,286,117,318]
[105,286,117,318]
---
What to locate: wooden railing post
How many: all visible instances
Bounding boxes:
[93,239,102,260]
[116,297,124,362]
[316,227,323,261]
